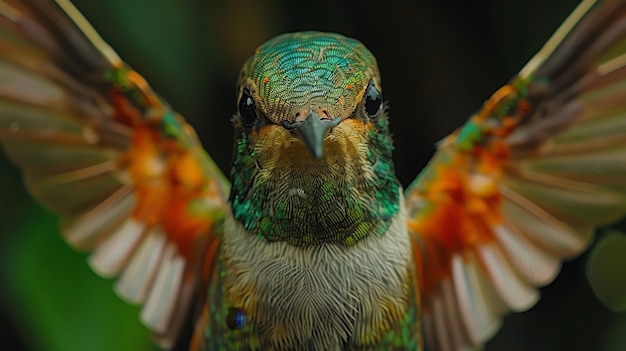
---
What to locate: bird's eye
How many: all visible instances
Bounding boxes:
[238,88,257,125]
[364,81,382,118]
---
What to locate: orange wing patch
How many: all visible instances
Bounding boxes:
[407,135,510,300]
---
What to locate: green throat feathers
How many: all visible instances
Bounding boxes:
[230,115,401,247]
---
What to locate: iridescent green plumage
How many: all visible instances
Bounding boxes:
[230,32,401,247]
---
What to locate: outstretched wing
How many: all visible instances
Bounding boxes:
[0,0,229,347]
[404,0,626,350]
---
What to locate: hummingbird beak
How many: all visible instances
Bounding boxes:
[285,110,342,160]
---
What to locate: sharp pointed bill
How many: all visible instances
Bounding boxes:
[282,111,342,160]
[0,1,626,351]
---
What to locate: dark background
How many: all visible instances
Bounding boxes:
[1,0,625,350]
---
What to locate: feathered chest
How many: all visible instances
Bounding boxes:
[216,205,413,350]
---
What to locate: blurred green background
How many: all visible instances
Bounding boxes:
[1,0,625,350]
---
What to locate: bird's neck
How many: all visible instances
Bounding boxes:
[230,116,400,247]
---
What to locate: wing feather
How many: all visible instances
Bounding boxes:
[492,224,560,286]
[451,253,501,345]
[116,227,167,304]
[62,185,136,249]
[406,0,626,349]
[141,241,186,334]
[88,217,145,276]
[476,243,539,312]
[0,0,229,347]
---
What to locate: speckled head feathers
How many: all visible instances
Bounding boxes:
[238,31,380,123]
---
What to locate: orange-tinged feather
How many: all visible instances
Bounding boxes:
[111,94,218,263]
[477,85,515,121]
[126,127,166,182]
[108,88,143,126]
[133,182,170,225]
[412,145,508,298]
[161,190,214,259]
[172,152,205,189]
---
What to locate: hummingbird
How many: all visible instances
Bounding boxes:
[1,0,626,350]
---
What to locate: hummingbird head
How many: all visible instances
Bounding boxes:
[230,32,400,246]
